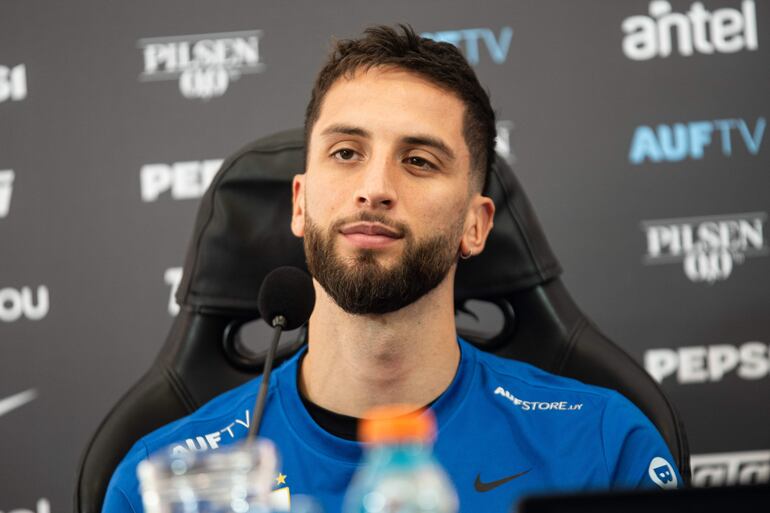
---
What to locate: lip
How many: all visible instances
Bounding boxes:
[339,222,402,237]
[339,222,403,249]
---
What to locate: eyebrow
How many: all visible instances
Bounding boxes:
[321,124,370,138]
[320,123,456,162]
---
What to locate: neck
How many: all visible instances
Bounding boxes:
[298,271,461,418]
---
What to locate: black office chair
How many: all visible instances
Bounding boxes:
[75,128,690,513]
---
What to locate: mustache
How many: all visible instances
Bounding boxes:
[330,212,411,239]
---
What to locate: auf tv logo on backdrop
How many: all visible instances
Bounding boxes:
[421,27,513,65]
[629,117,765,164]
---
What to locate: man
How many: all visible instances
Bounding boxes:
[102,25,681,513]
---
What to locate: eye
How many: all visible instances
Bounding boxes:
[405,155,437,170]
[331,148,359,161]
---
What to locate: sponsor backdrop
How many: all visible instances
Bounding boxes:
[1,0,768,510]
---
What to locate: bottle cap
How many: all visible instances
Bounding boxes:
[359,404,436,444]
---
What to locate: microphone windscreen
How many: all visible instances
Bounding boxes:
[257,266,316,330]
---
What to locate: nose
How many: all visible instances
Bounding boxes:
[354,155,397,210]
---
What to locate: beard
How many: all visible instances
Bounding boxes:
[303,211,464,315]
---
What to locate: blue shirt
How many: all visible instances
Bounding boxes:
[102,338,681,513]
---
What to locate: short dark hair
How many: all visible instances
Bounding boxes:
[304,24,496,190]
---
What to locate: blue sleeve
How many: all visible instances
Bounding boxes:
[601,392,682,490]
[102,486,138,513]
[101,441,150,513]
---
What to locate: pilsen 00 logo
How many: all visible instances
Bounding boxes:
[138,30,265,100]
[641,212,768,283]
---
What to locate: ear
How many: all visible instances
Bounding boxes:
[459,194,495,258]
[290,173,306,237]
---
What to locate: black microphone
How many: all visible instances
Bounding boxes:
[247,266,315,441]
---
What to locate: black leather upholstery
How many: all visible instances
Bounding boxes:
[75,128,690,513]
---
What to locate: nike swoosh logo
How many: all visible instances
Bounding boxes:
[474,470,530,492]
[0,389,38,418]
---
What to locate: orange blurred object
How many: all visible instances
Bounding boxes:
[359,404,437,444]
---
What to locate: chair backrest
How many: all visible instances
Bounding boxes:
[75,128,690,513]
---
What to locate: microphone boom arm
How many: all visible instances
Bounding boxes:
[247,314,286,442]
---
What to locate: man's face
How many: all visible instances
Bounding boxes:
[292,66,481,314]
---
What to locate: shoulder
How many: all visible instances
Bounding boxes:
[103,377,263,513]
[467,340,619,408]
[103,353,299,513]
[466,339,661,439]
[462,340,681,489]
[142,376,265,454]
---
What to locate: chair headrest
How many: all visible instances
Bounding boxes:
[176,128,561,313]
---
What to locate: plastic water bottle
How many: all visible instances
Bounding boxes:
[343,405,458,513]
[137,438,281,513]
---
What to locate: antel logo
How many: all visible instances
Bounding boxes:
[0,286,49,323]
[641,212,767,283]
[165,267,183,316]
[421,27,513,65]
[622,0,758,61]
[645,341,769,384]
[0,498,51,513]
[692,450,770,486]
[141,160,222,202]
[629,117,765,164]
[138,30,264,100]
[0,170,13,218]
[0,64,26,103]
